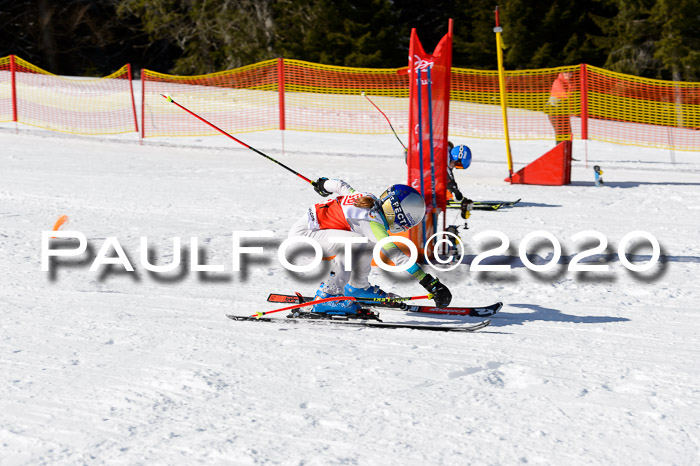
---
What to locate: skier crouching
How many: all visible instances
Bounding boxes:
[289,178,452,315]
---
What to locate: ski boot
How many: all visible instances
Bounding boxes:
[343,283,392,300]
[311,282,360,316]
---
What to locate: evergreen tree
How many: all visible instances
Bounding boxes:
[451,0,500,69]
[1,0,697,79]
[594,0,662,77]
[278,0,404,67]
[651,0,700,81]
[594,0,700,81]
[395,0,452,54]
[0,0,175,76]
[501,0,615,69]
[116,0,281,74]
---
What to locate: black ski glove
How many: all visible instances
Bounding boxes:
[313,177,332,197]
[419,274,452,308]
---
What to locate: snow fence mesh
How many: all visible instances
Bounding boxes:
[4,54,697,151]
[0,56,13,122]
[142,60,700,151]
[586,66,700,151]
[8,56,138,135]
[141,60,280,138]
[450,65,582,141]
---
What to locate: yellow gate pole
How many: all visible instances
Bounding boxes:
[494,6,514,182]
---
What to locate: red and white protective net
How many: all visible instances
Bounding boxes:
[8,56,138,135]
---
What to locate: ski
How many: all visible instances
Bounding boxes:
[266,293,502,317]
[226,314,491,333]
[447,198,521,211]
[403,302,501,317]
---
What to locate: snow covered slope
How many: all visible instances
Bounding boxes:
[1,126,698,464]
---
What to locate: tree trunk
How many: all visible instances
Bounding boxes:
[37,0,59,73]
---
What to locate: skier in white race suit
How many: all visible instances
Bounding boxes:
[289,178,452,314]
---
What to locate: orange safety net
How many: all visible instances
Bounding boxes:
[141,59,409,137]
[586,66,700,151]
[7,56,138,135]
[117,58,700,152]
[141,60,280,137]
[282,59,408,133]
[0,56,14,122]
[450,66,582,142]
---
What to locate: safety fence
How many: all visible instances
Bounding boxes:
[2,55,699,151]
[141,59,409,137]
[144,59,700,151]
[0,55,138,135]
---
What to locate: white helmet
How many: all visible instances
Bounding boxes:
[379,184,426,233]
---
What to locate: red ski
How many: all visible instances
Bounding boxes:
[266,293,502,317]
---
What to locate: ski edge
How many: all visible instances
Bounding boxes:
[226,314,491,333]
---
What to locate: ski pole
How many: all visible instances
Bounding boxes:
[161,94,316,186]
[361,91,407,152]
[254,294,432,318]
[354,295,431,304]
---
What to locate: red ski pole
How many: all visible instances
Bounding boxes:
[254,294,432,318]
[362,91,407,152]
[161,94,317,186]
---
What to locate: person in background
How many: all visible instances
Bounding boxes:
[546,72,573,144]
[446,141,471,202]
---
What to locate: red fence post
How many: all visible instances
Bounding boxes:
[140,69,146,138]
[127,64,140,135]
[10,54,17,122]
[580,63,588,140]
[278,58,286,131]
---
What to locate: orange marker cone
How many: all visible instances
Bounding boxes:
[51,215,68,238]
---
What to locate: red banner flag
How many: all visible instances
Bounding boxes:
[406,22,453,252]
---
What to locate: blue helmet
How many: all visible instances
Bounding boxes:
[449,144,472,169]
[379,184,426,233]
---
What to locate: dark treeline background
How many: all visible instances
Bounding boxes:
[1,0,698,81]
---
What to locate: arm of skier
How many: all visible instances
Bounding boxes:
[312,178,355,197]
[366,221,452,307]
[446,167,463,201]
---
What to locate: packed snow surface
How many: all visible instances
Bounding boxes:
[1,124,699,465]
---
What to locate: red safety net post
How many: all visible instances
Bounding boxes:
[580,63,589,167]
[580,64,589,140]
[10,55,17,122]
[127,64,139,135]
[140,68,146,139]
[0,56,16,128]
[278,58,286,131]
